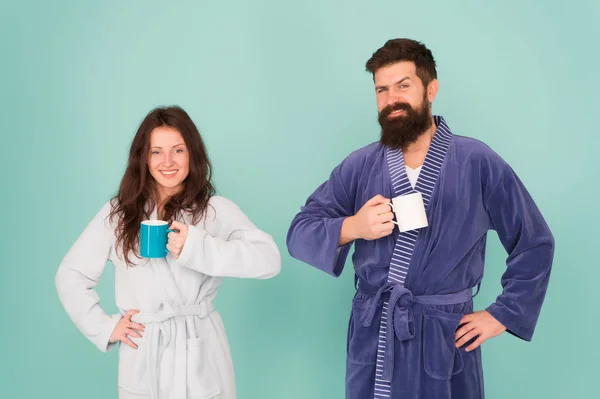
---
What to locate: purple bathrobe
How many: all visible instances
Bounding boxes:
[286,116,554,398]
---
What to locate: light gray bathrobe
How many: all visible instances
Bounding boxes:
[55,195,281,399]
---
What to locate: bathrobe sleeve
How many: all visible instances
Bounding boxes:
[176,196,281,279]
[55,201,122,352]
[286,158,357,277]
[484,163,555,341]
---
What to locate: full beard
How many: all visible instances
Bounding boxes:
[379,97,433,150]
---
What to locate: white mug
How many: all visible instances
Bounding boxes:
[387,192,429,232]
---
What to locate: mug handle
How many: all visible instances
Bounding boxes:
[385,202,400,225]
[165,229,178,253]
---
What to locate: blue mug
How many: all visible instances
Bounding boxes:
[140,220,175,258]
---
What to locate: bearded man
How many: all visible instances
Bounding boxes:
[286,38,554,399]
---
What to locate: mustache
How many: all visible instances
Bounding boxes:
[379,102,413,118]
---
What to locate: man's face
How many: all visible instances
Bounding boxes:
[374,61,436,149]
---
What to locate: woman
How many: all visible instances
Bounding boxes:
[55,106,281,399]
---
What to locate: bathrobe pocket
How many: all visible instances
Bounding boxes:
[422,308,464,380]
[347,295,380,366]
[186,336,221,398]
[118,335,150,394]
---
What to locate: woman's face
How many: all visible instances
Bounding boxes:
[147,126,190,199]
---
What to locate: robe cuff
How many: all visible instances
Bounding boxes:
[486,303,534,342]
[327,217,351,277]
[98,313,123,352]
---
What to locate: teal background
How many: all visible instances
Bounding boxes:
[1,1,598,398]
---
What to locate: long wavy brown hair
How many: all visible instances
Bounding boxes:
[108,106,215,266]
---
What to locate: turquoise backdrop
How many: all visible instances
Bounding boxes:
[1,1,598,398]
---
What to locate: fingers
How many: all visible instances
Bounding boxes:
[365,204,393,224]
[121,336,137,349]
[124,309,140,320]
[110,310,145,347]
[167,224,187,258]
[378,222,395,237]
[455,321,476,341]
[455,328,480,349]
[366,222,394,240]
[459,313,476,325]
[365,194,390,207]
[364,212,395,239]
[465,335,487,352]
[376,211,394,224]
[357,195,396,240]
[166,243,181,258]
[125,328,142,339]
[373,203,393,215]
[123,310,144,330]
[129,321,145,331]
[169,220,185,231]
[168,232,184,245]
